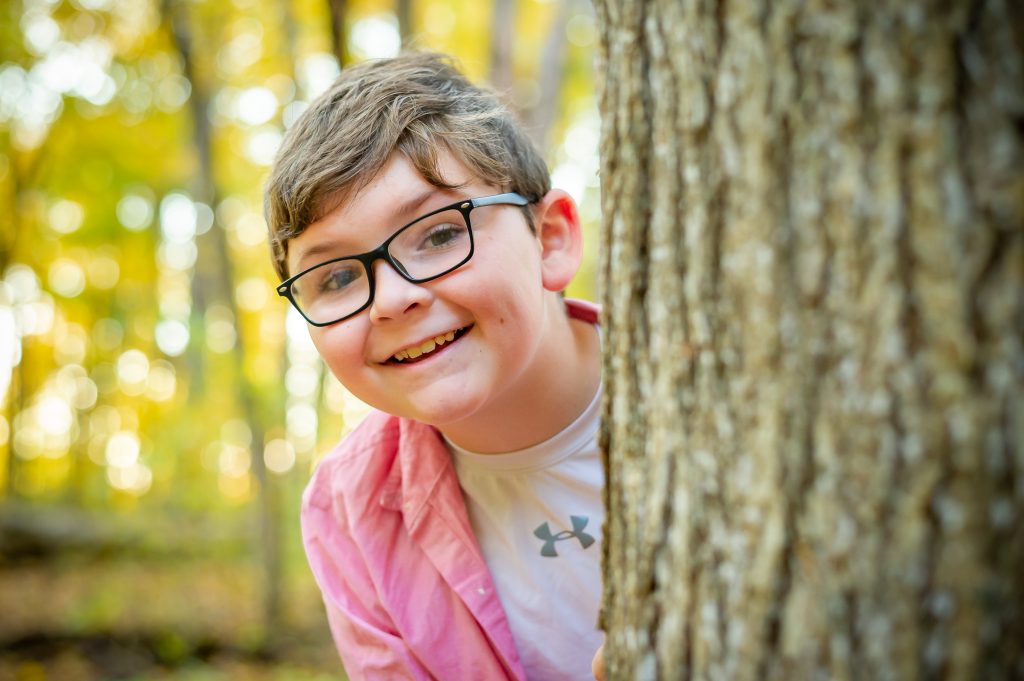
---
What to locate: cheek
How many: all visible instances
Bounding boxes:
[309,324,366,380]
[469,238,543,299]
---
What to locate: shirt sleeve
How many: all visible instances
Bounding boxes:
[302,478,433,680]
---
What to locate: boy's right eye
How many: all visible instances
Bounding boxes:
[314,261,363,295]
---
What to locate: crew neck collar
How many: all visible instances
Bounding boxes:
[446,383,601,473]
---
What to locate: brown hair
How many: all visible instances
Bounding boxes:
[264,51,551,280]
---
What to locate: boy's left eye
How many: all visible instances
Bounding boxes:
[391,210,470,260]
[424,224,461,248]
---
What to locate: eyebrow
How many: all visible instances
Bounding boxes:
[292,187,448,273]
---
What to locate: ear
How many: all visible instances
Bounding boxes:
[533,189,584,292]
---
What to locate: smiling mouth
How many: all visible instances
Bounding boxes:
[388,326,472,364]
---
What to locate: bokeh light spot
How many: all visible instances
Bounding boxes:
[245,128,282,166]
[235,277,268,311]
[13,419,43,460]
[54,321,88,365]
[17,294,56,336]
[38,396,73,437]
[23,13,60,54]
[0,307,20,400]
[157,241,198,271]
[216,18,264,77]
[107,462,152,495]
[49,199,84,234]
[286,403,317,439]
[73,375,98,410]
[206,306,237,353]
[350,15,400,60]
[551,163,585,205]
[117,349,150,394]
[106,430,140,467]
[286,364,319,398]
[218,444,251,476]
[194,202,214,235]
[146,359,177,401]
[48,259,86,298]
[235,212,268,247]
[5,265,40,304]
[264,438,295,474]
[160,192,197,243]
[117,193,154,231]
[236,86,277,125]
[299,53,340,99]
[77,0,114,12]
[155,74,191,112]
[155,319,189,356]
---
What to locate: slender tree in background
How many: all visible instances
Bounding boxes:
[490,0,516,95]
[163,0,282,644]
[1,136,45,499]
[396,0,414,48]
[593,0,1022,678]
[2,155,23,498]
[327,0,350,67]
[524,0,575,149]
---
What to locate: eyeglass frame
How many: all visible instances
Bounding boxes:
[277,192,532,327]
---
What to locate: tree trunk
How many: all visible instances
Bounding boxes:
[593,0,1023,679]
[2,139,44,499]
[163,0,282,646]
[396,0,414,48]
[327,0,349,68]
[524,0,574,149]
[490,0,516,95]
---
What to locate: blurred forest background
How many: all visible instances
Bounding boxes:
[0,0,599,678]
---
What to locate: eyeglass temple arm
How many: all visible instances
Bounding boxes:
[470,192,531,208]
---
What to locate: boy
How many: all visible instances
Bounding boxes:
[266,52,603,680]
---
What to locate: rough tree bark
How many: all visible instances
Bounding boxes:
[593,0,1023,679]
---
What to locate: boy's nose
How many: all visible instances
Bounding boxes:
[368,259,431,323]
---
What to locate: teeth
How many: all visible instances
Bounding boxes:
[392,329,461,362]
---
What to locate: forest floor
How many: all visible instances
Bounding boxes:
[0,556,342,681]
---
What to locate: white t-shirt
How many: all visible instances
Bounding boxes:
[448,386,604,680]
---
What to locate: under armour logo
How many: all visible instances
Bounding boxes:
[533,515,595,557]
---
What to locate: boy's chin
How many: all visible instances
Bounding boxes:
[390,392,489,431]
[398,403,477,429]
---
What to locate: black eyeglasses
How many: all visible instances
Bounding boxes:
[277,192,531,326]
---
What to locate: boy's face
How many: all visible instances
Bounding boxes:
[286,151,557,431]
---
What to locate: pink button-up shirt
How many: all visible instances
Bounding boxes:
[300,299,600,680]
